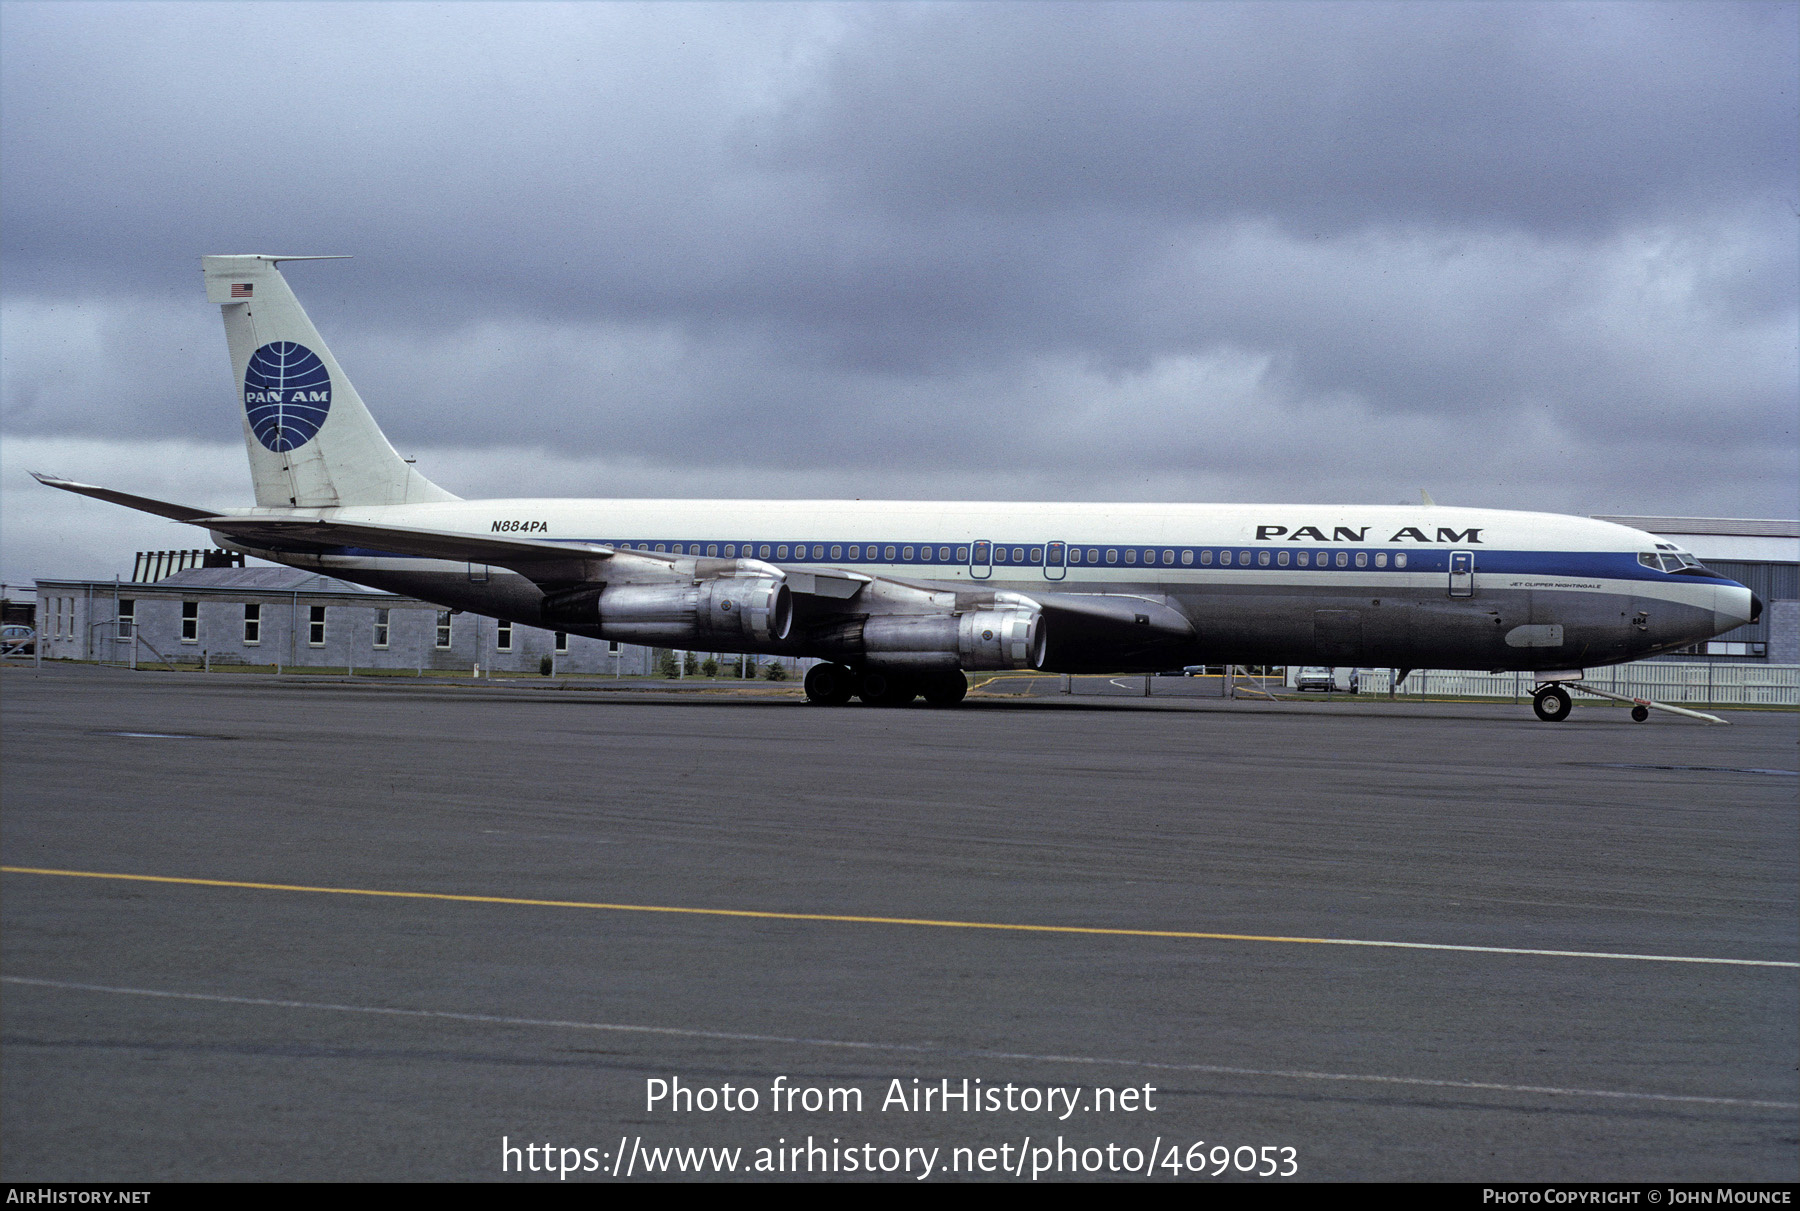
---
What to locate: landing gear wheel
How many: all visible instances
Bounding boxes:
[857,670,917,706]
[1631,704,1650,723]
[921,671,969,707]
[1532,684,1572,722]
[803,663,856,706]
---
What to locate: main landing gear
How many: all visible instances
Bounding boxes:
[801,662,856,706]
[803,663,967,707]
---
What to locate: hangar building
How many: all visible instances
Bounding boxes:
[1591,516,1798,664]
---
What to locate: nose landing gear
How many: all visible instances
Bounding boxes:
[1529,676,1727,724]
[1532,684,1572,722]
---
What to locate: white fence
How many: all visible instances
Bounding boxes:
[1351,663,1799,707]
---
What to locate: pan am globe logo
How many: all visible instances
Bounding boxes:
[243,342,332,452]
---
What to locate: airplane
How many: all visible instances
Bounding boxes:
[34,254,1762,722]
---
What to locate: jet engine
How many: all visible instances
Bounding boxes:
[543,573,791,647]
[860,607,1045,671]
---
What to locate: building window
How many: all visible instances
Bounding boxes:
[309,605,327,646]
[436,611,453,649]
[116,599,135,640]
[554,631,569,653]
[497,619,513,651]
[608,640,621,654]
[181,601,199,642]
[374,608,390,648]
[243,603,260,645]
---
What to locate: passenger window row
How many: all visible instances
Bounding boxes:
[605,540,1411,569]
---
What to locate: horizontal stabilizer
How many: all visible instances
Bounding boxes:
[31,472,219,524]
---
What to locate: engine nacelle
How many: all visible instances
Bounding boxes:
[861,607,1044,671]
[546,575,791,648]
[959,608,1046,670]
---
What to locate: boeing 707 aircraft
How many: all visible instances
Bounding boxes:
[34,255,1761,721]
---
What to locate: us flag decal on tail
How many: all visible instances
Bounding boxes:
[231,283,253,298]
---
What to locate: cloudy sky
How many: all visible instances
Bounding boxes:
[2,0,1795,587]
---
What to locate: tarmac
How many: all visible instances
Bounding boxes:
[2,663,1795,1181]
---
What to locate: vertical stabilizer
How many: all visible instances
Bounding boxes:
[202,255,458,508]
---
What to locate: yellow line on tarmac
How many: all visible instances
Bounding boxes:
[3,866,1793,968]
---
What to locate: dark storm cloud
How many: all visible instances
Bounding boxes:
[758,2,1798,234]
[1,0,1794,589]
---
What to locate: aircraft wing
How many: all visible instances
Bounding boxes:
[193,514,620,568]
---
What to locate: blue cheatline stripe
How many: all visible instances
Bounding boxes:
[304,539,1732,585]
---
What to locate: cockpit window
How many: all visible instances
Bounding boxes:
[1642,550,1709,574]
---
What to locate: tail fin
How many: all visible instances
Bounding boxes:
[202,255,457,509]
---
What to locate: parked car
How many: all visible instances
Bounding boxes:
[1295,666,1336,692]
[1,624,36,656]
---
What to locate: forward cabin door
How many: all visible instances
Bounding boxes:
[1042,541,1067,581]
[1448,550,1474,597]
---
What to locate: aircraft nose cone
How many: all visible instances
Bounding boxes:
[1714,583,1757,634]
